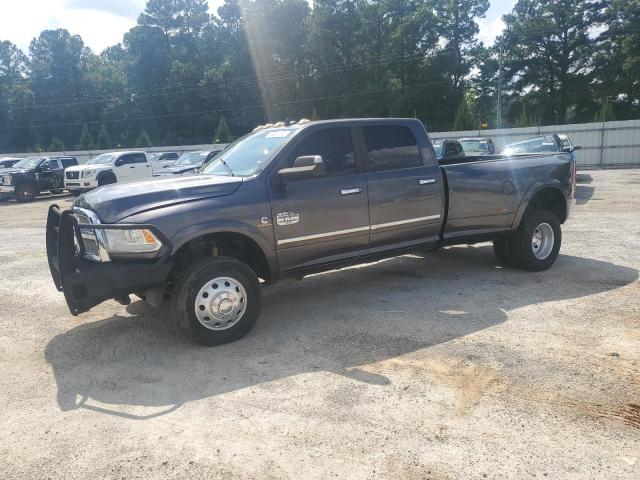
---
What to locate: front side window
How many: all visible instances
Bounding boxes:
[119,153,146,165]
[363,125,422,171]
[288,127,356,176]
[43,159,60,170]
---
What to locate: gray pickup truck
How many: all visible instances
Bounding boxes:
[47,118,576,346]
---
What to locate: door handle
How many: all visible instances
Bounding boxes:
[130,166,136,169]
[419,178,437,185]
[340,187,362,195]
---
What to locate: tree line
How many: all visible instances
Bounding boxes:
[0,0,638,153]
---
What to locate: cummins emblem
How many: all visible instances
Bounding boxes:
[276,212,300,226]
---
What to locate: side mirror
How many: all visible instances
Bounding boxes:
[278,155,326,183]
[562,145,580,153]
[39,164,51,172]
[115,159,123,167]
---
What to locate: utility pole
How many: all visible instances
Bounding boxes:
[497,38,503,129]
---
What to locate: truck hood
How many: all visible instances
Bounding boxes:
[75,174,243,223]
[0,167,32,176]
[66,164,111,172]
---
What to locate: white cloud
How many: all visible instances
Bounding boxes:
[477,0,516,46]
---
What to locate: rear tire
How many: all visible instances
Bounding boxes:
[50,189,63,194]
[509,209,561,271]
[172,256,261,346]
[70,191,82,197]
[15,183,36,202]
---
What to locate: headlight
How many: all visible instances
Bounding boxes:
[2,176,12,185]
[102,228,162,254]
[83,169,97,178]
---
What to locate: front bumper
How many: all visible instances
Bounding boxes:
[65,179,98,190]
[46,205,173,315]
[0,185,15,195]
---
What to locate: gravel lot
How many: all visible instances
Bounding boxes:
[1,169,639,479]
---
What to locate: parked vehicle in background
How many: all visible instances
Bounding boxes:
[0,156,78,201]
[153,149,224,177]
[47,118,576,346]
[432,139,465,161]
[459,137,496,155]
[0,157,21,170]
[148,151,180,169]
[502,134,581,157]
[64,151,155,196]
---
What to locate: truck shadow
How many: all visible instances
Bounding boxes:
[44,246,638,419]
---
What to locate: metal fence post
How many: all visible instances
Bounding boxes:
[599,122,605,168]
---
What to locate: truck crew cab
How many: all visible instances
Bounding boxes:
[64,151,156,196]
[47,119,576,346]
[0,155,78,201]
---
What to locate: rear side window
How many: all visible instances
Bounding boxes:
[288,127,356,176]
[60,158,77,168]
[362,125,422,171]
[44,159,60,169]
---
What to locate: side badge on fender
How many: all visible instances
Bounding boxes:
[277,212,300,226]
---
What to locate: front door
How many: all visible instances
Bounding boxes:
[268,125,370,272]
[359,123,444,249]
[37,159,62,191]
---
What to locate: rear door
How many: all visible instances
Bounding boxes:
[359,122,444,249]
[268,125,370,272]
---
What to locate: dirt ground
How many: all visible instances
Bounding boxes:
[0,169,638,479]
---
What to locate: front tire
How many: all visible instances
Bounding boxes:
[97,173,117,187]
[509,210,561,271]
[15,183,36,202]
[172,256,261,346]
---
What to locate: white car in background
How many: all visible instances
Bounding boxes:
[64,151,157,196]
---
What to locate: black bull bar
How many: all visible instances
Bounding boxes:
[46,204,173,315]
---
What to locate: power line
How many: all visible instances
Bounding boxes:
[0,79,452,131]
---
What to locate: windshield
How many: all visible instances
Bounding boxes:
[86,153,118,165]
[502,136,558,155]
[460,140,489,153]
[202,129,294,177]
[175,151,208,166]
[13,156,43,169]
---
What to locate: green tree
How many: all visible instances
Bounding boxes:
[97,124,112,149]
[77,124,94,150]
[135,129,153,148]
[48,137,65,152]
[594,99,615,122]
[514,104,536,128]
[214,114,231,143]
[500,0,598,124]
[453,91,477,130]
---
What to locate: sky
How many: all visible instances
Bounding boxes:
[0,0,515,55]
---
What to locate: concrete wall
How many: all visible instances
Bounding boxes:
[431,119,640,168]
[1,144,228,165]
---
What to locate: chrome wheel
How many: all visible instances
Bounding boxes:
[194,276,247,331]
[531,222,554,260]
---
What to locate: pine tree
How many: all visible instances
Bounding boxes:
[97,124,111,149]
[48,137,65,152]
[453,91,477,130]
[135,129,153,148]
[77,124,94,150]
[214,114,231,143]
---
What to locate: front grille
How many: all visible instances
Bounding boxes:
[66,171,79,180]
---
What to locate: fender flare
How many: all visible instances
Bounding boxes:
[170,220,277,282]
[512,179,566,230]
[95,169,116,184]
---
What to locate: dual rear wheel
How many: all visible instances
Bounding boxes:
[493,209,561,271]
